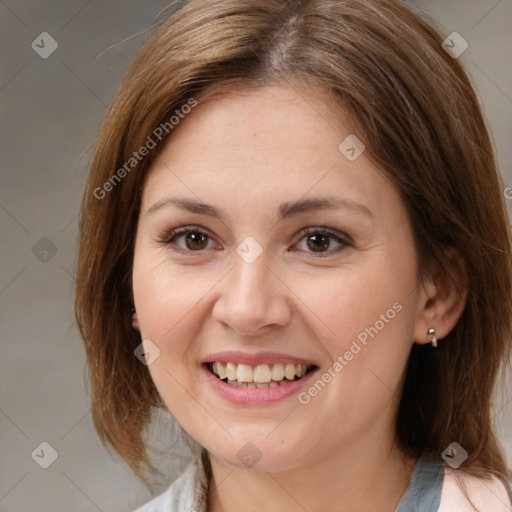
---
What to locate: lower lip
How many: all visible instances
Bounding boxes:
[201,364,319,405]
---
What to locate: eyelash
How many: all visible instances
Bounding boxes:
[158,225,352,257]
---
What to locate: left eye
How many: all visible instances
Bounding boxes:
[293,228,351,256]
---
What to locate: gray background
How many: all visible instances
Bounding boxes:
[1,0,511,510]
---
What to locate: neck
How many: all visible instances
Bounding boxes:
[206,432,418,512]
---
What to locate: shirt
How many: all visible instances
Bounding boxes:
[134,451,512,512]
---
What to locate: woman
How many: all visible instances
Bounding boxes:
[74,0,512,510]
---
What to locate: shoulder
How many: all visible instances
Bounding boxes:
[133,456,207,512]
[438,467,512,512]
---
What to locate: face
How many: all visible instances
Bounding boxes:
[132,83,425,472]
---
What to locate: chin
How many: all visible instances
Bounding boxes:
[205,435,309,473]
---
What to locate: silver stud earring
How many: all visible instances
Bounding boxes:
[428,328,438,347]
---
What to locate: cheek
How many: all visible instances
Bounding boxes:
[314,257,418,411]
[132,251,216,340]
[131,254,208,411]
[296,255,418,424]
[299,257,416,357]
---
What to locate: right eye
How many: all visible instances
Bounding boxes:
[159,226,217,253]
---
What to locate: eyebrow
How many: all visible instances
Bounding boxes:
[146,195,374,221]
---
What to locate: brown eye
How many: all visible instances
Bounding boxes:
[182,231,209,250]
[294,228,351,257]
[306,233,331,252]
[161,227,214,252]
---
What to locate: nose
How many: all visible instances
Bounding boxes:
[211,251,292,337]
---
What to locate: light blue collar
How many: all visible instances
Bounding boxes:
[395,452,444,512]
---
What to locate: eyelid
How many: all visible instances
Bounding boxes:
[295,226,353,245]
[159,225,211,243]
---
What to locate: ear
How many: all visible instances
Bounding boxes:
[132,311,140,331]
[413,247,468,345]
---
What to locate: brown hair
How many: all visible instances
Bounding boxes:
[75,0,512,496]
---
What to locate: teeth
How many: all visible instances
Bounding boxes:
[284,363,296,380]
[253,364,272,383]
[225,380,293,388]
[236,363,253,382]
[210,361,313,385]
[217,362,226,380]
[226,362,237,381]
[271,363,284,381]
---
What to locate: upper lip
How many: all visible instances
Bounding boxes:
[202,350,317,366]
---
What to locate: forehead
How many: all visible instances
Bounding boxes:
[163,83,349,156]
[140,83,398,221]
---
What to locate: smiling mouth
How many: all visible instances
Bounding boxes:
[206,361,318,388]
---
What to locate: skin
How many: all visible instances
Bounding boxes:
[131,82,466,512]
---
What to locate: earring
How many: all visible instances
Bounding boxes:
[428,328,438,347]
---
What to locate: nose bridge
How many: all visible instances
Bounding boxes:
[212,247,291,335]
[228,248,274,311]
